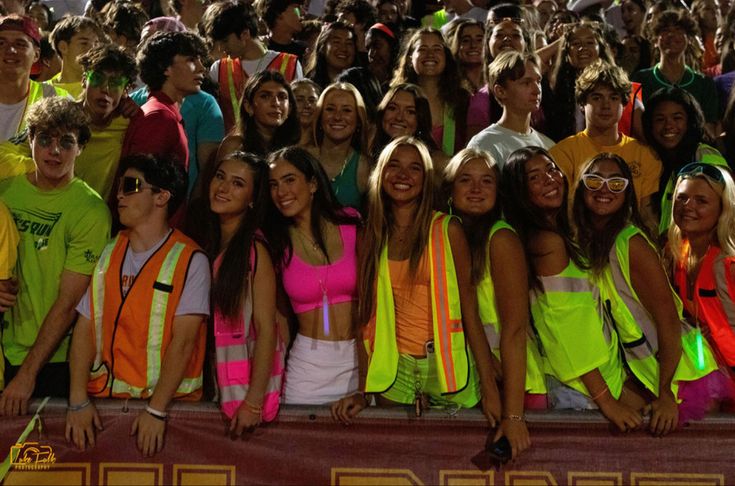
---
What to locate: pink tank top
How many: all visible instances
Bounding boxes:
[282,223,358,314]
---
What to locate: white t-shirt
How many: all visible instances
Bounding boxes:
[208,50,304,83]
[0,99,27,143]
[77,230,211,319]
[467,123,555,168]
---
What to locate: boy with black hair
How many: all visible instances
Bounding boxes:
[550,61,661,224]
[66,153,209,457]
[102,1,149,54]
[49,15,104,98]
[169,0,207,31]
[122,30,208,172]
[0,96,110,416]
[257,0,307,60]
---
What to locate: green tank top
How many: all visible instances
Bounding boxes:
[330,150,362,209]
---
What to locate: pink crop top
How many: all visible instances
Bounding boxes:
[281,223,358,314]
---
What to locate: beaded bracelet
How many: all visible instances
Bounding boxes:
[502,414,524,422]
[67,399,91,412]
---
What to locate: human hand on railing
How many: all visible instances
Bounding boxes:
[599,398,643,432]
[0,369,34,416]
[331,392,368,425]
[229,402,262,438]
[494,416,531,460]
[648,391,678,437]
[65,402,102,451]
[131,409,166,457]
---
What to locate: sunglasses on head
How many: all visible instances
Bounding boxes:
[119,176,161,196]
[35,133,78,151]
[677,162,725,183]
[581,174,629,193]
[85,71,130,91]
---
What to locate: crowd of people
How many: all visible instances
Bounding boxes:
[0,0,734,461]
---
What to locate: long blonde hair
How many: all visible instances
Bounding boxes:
[357,136,435,325]
[309,82,370,153]
[669,166,735,265]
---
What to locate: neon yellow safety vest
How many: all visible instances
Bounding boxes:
[658,144,728,235]
[364,212,470,394]
[530,259,625,398]
[17,81,67,134]
[598,225,718,397]
[477,220,546,394]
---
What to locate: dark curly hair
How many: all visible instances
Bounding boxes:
[137,30,207,91]
[78,42,138,85]
[27,97,92,146]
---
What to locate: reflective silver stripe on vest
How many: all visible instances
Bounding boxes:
[609,246,658,359]
[216,342,249,363]
[483,324,500,349]
[540,275,594,294]
[219,377,281,405]
[146,242,186,391]
[92,238,118,369]
[714,255,735,332]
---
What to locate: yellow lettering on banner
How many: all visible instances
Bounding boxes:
[505,471,559,485]
[439,469,494,485]
[630,473,724,485]
[332,467,424,485]
[568,471,623,485]
[5,463,91,485]
[99,463,163,485]
[172,464,236,486]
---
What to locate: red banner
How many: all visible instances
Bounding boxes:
[2,400,734,485]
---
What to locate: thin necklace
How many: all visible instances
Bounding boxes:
[293,224,332,336]
[321,148,354,182]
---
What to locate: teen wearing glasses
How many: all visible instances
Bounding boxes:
[0,97,110,416]
[67,154,209,456]
[573,153,723,432]
[668,163,735,397]
[502,147,641,432]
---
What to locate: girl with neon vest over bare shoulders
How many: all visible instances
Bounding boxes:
[668,163,735,406]
[573,153,725,433]
[265,146,362,406]
[189,151,284,435]
[441,148,543,459]
[331,136,501,426]
[502,146,643,433]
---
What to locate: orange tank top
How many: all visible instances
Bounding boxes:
[389,252,433,356]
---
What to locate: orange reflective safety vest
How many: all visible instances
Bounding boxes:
[218,53,300,132]
[674,243,735,367]
[618,82,643,137]
[363,212,469,394]
[87,229,206,400]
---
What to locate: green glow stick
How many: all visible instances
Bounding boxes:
[696,327,705,370]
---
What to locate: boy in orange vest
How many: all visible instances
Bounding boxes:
[66,154,210,457]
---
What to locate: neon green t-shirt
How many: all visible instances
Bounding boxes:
[0,175,111,365]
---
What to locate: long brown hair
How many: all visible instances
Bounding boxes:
[357,136,435,325]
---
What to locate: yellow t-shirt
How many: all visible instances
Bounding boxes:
[550,130,662,203]
[0,198,20,389]
[0,136,34,182]
[74,116,129,199]
[50,74,84,100]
